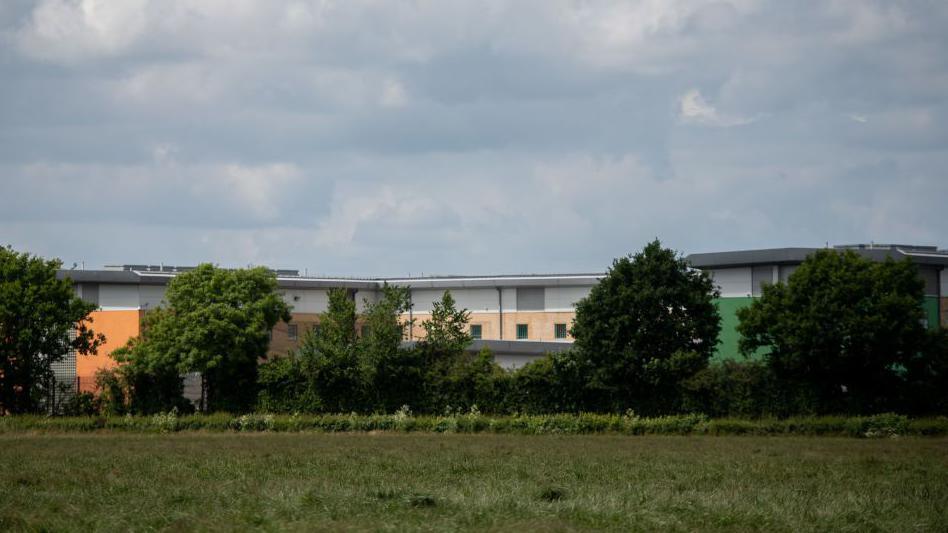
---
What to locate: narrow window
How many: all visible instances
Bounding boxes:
[554,323,567,339]
[516,323,528,340]
[287,324,298,340]
[470,324,482,340]
[361,325,370,337]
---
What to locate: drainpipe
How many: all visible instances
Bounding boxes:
[497,287,503,340]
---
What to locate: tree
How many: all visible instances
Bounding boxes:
[297,288,364,412]
[0,246,104,414]
[361,284,421,412]
[114,264,290,413]
[737,250,929,414]
[570,240,721,414]
[420,290,471,357]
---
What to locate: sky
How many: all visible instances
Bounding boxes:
[2,0,947,276]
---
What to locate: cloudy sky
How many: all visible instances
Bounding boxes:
[2,0,946,276]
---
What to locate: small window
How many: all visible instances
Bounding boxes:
[516,324,528,340]
[554,323,567,339]
[313,324,322,337]
[361,325,370,337]
[287,324,298,340]
[470,324,482,340]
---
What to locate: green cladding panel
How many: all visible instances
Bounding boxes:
[923,296,939,330]
[712,297,758,362]
[713,296,943,362]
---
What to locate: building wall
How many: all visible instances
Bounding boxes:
[405,310,576,343]
[78,309,142,391]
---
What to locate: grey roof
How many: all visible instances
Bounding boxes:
[686,246,948,269]
[58,269,603,290]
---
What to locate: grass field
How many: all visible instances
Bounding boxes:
[2,433,946,531]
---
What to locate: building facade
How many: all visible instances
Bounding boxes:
[55,244,948,392]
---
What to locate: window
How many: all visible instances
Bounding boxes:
[313,324,322,337]
[516,324,528,340]
[554,323,568,339]
[470,324,482,340]
[361,325,370,337]
[287,324,298,340]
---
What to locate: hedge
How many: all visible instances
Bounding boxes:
[1,412,946,438]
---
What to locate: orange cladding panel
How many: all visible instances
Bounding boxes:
[77,310,142,390]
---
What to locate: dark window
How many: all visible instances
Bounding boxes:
[361,325,370,337]
[470,324,482,340]
[554,323,567,339]
[516,324,528,340]
[287,324,298,340]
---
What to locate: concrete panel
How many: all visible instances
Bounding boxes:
[501,287,517,312]
[355,290,378,312]
[516,287,545,311]
[139,285,167,309]
[98,284,140,310]
[919,266,939,297]
[282,289,329,314]
[449,288,500,313]
[710,267,752,297]
[410,289,445,313]
[751,265,773,297]
[779,265,798,283]
[545,286,590,311]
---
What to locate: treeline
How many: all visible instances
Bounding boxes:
[2,241,947,418]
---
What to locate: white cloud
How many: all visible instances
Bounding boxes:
[16,0,149,63]
[678,88,759,127]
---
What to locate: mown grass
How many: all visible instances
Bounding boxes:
[1,433,946,531]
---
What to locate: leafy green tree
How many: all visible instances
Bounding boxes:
[361,284,422,412]
[570,240,721,414]
[297,288,364,412]
[114,264,290,413]
[737,250,929,414]
[0,246,104,414]
[420,291,472,357]
[110,308,193,413]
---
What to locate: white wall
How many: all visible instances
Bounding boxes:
[545,286,590,311]
[710,267,752,297]
[99,284,140,310]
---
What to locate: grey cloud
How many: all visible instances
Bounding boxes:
[1,0,946,275]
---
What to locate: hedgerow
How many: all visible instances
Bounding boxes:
[1,412,945,437]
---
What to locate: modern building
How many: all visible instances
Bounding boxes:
[55,244,948,393]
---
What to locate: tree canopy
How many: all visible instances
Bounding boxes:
[0,246,103,414]
[737,249,929,413]
[114,264,290,412]
[570,239,721,413]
